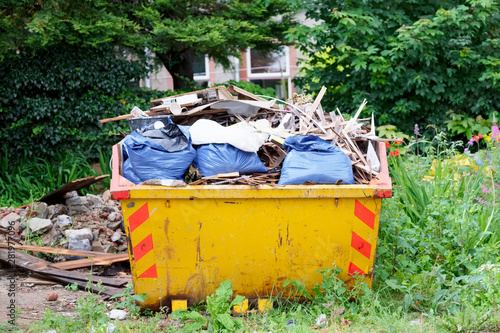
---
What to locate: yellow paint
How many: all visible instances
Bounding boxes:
[258,299,273,312]
[233,299,248,314]
[119,186,383,310]
[171,300,187,311]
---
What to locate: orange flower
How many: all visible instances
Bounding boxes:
[473,134,483,141]
[389,150,394,156]
[395,149,400,156]
[395,140,403,144]
[385,142,390,149]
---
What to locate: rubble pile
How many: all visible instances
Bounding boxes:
[102,85,394,187]
[0,190,127,255]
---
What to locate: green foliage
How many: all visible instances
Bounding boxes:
[377,130,500,328]
[1,1,296,89]
[75,281,109,326]
[218,80,277,98]
[206,280,246,331]
[0,150,105,207]
[172,279,245,332]
[0,43,167,162]
[446,111,499,139]
[110,283,148,317]
[290,0,500,132]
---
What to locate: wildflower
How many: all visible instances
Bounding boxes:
[395,140,403,144]
[480,184,492,194]
[492,123,499,140]
[395,149,400,156]
[385,142,390,149]
[389,150,394,156]
[414,124,420,135]
[467,137,476,146]
[464,148,469,152]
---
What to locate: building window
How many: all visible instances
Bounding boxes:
[193,55,210,85]
[246,47,290,78]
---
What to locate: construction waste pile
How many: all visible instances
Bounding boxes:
[101,85,389,186]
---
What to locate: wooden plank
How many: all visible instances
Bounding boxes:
[227,85,267,101]
[98,110,166,124]
[38,174,109,205]
[150,86,228,107]
[0,249,126,295]
[50,253,129,270]
[0,243,114,257]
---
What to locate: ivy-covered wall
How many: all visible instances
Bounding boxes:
[0,44,168,161]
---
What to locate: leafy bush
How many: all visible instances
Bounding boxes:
[0,43,168,162]
[289,0,500,132]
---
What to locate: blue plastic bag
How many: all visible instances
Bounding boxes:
[278,135,354,185]
[122,125,196,184]
[194,143,268,177]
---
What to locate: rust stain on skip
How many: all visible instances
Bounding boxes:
[164,217,170,243]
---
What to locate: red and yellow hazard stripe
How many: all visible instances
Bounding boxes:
[128,203,157,278]
[348,199,377,276]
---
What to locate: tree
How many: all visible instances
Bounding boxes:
[0,0,296,89]
[288,0,500,132]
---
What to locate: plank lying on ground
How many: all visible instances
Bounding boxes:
[39,174,109,205]
[0,243,114,257]
[0,249,125,296]
[50,253,129,270]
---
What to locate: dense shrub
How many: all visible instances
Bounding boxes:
[0,43,168,161]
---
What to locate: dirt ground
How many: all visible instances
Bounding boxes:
[0,266,132,330]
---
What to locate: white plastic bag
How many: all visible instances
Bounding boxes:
[189,119,268,153]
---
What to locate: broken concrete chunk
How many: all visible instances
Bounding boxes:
[92,240,105,253]
[106,221,122,231]
[108,309,127,320]
[32,202,49,219]
[63,190,78,199]
[65,228,93,242]
[56,214,73,226]
[102,206,116,213]
[21,218,53,236]
[42,227,60,246]
[68,238,92,255]
[47,204,69,220]
[111,231,121,243]
[92,230,99,242]
[107,212,117,222]
[86,194,105,207]
[0,213,20,230]
[65,196,89,207]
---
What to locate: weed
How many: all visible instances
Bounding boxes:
[110,282,147,317]
[172,279,245,332]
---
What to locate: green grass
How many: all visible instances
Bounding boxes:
[0,148,111,207]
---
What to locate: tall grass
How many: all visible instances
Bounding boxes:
[0,149,111,207]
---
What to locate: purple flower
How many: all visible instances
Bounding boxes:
[493,125,499,139]
[414,124,420,136]
[467,138,476,146]
[464,148,469,152]
[480,184,492,194]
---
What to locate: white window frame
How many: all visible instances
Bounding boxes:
[246,47,290,78]
[193,55,210,81]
